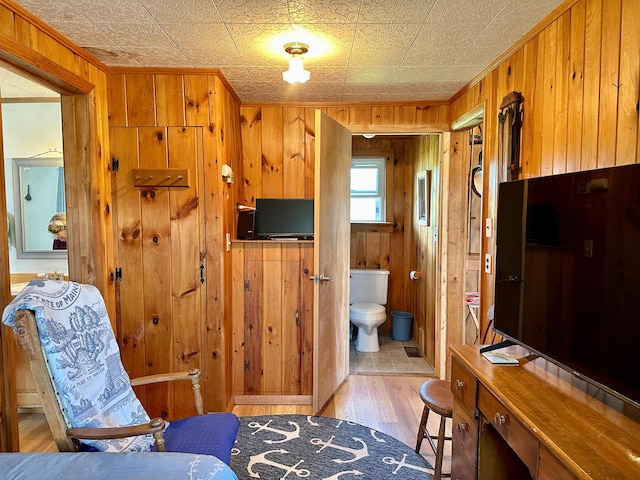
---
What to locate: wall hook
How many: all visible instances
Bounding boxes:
[24,184,32,201]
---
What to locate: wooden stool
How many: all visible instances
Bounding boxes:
[415,379,453,480]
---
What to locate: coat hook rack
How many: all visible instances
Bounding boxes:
[132,168,190,188]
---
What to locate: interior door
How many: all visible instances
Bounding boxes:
[111,126,206,419]
[312,110,351,412]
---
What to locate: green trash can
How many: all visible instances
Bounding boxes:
[391,311,413,341]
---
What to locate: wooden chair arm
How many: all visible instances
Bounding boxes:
[130,369,203,415]
[67,418,167,451]
[130,369,200,386]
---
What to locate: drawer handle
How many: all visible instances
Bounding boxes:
[456,422,468,432]
[455,379,466,390]
[494,412,507,426]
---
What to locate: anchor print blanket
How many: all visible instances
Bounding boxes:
[2,280,153,452]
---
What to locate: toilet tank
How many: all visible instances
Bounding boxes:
[349,269,389,305]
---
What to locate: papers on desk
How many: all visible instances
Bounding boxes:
[482,351,519,365]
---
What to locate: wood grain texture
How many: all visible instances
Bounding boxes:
[452,345,640,479]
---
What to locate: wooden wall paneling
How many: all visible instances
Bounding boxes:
[262,246,282,395]
[394,106,418,124]
[139,127,173,418]
[245,244,264,394]
[416,105,442,124]
[282,245,302,395]
[528,32,546,179]
[13,14,30,46]
[443,131,467,375]
[325,107,348,124]
[220,83,244,407]
[540,22,558,177]
[403,138,416,324]
[349,106,372,125]
[299,244,314,395]
[581,0,603,170]
[365,232,381,269]
[240,106,263,205]
[427,135,441,362]
[520,37,539,177]
[372,106,393,124]
[552,12,571,175]
[0,5,13,37]
[168,126,203,417]
[390,141,407,321]
[184,74,210,127]
[567,1,586,173]
[155,75,185,127]
[231,244,246,396]
[107,74,127,127]
[615,0,640,165]
[125,73,156,127]
[203,75,230,411]
[596,0,622,168]
[112,127,147,402]
[261,107,284,198]
[304,107,317,199]
[283,107,306,198]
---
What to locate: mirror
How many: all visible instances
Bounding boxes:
[12,157,66,258]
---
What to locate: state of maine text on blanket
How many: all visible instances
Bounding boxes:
[2,280,153,452]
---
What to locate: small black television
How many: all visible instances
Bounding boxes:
[255,198,314,239]
[494,163,640,410]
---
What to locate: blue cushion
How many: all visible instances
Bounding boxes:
[158,413,240,465]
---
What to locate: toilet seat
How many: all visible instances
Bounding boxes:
[350,303,386,322]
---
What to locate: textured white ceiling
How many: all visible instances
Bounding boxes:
[9,0,564,102]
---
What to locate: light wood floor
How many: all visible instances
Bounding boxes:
[18,374,451,471]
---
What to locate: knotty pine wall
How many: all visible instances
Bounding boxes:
[0,0,112,451]
[450,0,640,341]
[239,104,449,362]
[106,70,243,414]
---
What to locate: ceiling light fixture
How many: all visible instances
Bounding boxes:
[282,42,310,84]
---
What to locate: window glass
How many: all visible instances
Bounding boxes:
[350,157,385,222]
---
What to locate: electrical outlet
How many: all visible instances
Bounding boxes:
[484,253,492,274]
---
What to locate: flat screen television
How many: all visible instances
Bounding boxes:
[494,163,640,410]
[255,198,314,239]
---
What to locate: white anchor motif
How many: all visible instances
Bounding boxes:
[370,429,386,443]
[383,453,434,475]
[247,449,310,479]
[230,446,240,456]
[306,415,320,426]
[248,419,301,444]
[322,470,364,479]
[310,436,369,463]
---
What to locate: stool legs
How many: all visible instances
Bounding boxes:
[415,404,430,452]
[415,404,451,480]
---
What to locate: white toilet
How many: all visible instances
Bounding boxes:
[349,269,390,352]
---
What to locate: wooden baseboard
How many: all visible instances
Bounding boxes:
[234,395,313,405]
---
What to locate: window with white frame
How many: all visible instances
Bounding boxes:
[350,157,385,222]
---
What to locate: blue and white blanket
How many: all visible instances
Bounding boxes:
[2,280,153,452]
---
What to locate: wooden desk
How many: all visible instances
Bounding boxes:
[450,345,640,480]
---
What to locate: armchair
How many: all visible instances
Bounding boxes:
[2,280,239,464]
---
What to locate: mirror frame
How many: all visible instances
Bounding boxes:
[11,157,67,259]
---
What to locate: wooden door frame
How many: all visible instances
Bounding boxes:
[0,44,107,450]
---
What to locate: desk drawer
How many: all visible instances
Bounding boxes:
[451,400,477,480]
[451,356,476,414]
[477,384,538,475]
[538,445,577,480]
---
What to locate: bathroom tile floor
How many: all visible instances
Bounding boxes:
[349,332,435,375]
